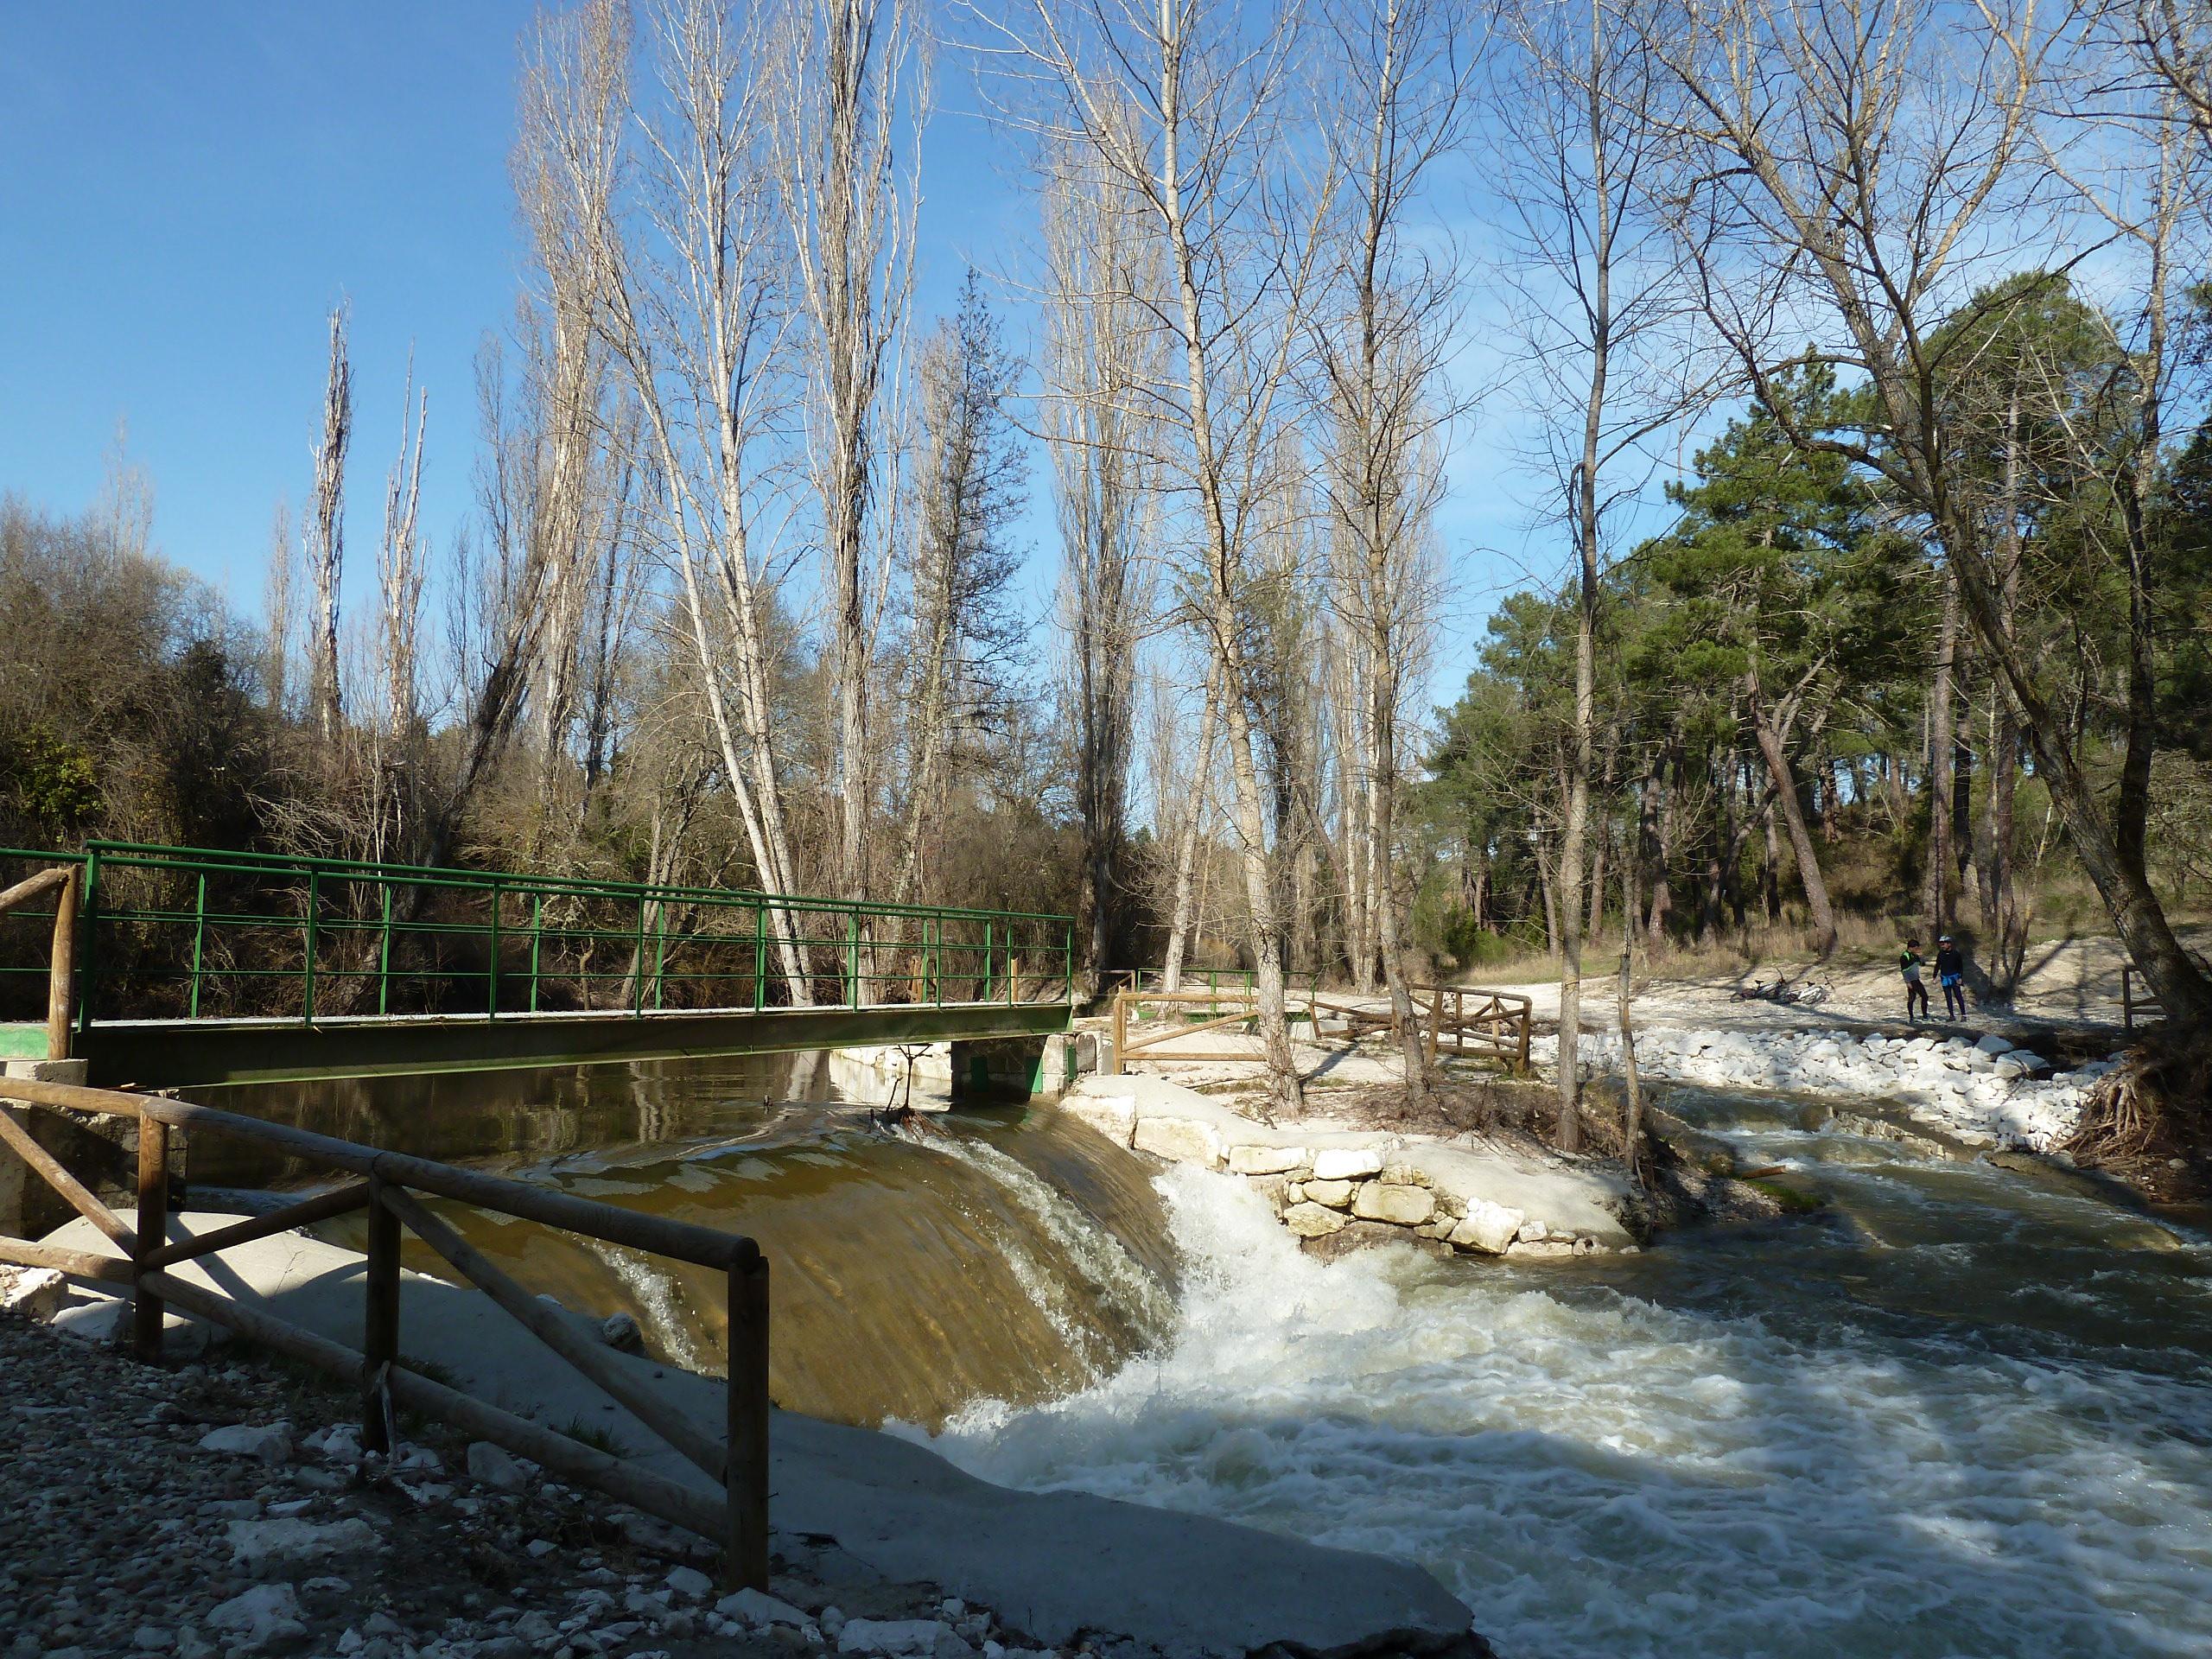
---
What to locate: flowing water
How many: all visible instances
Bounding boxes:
[210,1061,2212,1656]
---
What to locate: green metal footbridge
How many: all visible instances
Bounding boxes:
[0,842,1072,1088]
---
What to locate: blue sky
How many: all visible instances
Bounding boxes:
[1,3,1565,716]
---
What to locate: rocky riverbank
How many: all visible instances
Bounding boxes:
[1535,1023,2115,1150]
[1061,1075,1640,1259]
[0,1310,1058,1659]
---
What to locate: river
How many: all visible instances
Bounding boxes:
[214,1057,2212,1658]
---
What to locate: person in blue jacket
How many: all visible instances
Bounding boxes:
[1936,935,1967,1020]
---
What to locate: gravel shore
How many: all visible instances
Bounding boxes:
[0,1311,1075,1659]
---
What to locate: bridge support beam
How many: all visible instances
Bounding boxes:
[949,1032,1097,1104]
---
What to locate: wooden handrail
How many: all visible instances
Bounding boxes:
[1108,982,1532,1077]
[0,1074,771,1589]
[0,864,78,1061]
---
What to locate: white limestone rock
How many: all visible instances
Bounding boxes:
[1448,1198,1525,1255]
[199,1422,291,1463]
[1228,1144,1308,1175]
[1302,1178,1355,1209]
[840,1618,953,1656]
[1282,1201,1349,1238]
[717,1588,812,1630]
[466,1440,527,1492]
[1132,1115,1225,1168]
[206,1585,306,1653]
[226,1516,381,1570]
[1311,1147,1386,1181]
[1351,1184,1435,1226]
[1061,1093,1135,1147]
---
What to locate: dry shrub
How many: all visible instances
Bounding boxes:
[2061,1027,2212,1202]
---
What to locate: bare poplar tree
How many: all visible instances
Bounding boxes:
[264,500,294,718]
[542,0,817,999]
[779,0,926,904]
[973,0,1331,1117]
[306,304,353,749]
[372,370,429,857]
[1043,141,1163,984]
[1638,0,2212,1026]
[1314,0,1474,1105]
[1494,0,1706,1147]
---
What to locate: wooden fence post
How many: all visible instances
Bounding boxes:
[363,1174,400,1454]
[133,1116,169,1361]
[47,868,78,1062]
[1111,994,1128,1076]
[726,1259,771,1591]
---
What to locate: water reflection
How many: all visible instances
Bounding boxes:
[205,1053,1174,1428]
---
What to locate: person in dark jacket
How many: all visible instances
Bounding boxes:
[1900,939,1929,1023]
[1936,935,1967,1020]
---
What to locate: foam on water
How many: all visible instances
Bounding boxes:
[918,1165,2212,1659]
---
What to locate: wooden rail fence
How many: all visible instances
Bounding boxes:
[0,861,79,1059]
[1107,982,1531,1076]
[0,1072,771,1589]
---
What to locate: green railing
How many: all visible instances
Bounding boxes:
[0,843,1073,1032]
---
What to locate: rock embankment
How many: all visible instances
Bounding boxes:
[1063,1076,1637,1258]
[0,1309,1044,1659]
[1535,1024,2112,1150]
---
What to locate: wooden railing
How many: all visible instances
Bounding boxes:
[0,862,79,1059]
[1108,982,1531,1077]
[0,1074,769,1588]
[1305,987,1532,1074]
[1109,988,1271,1071]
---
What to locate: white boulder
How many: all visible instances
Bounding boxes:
[1351,1184,1435,1226]
[1311,1147,1385,1181]
[205,1585,305,1653]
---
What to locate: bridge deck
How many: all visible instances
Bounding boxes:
[74,999,1073,1088]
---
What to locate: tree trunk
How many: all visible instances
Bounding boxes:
[1926,564,1959,939]
[1162,668,1223,995]
[1747,679,1838,953]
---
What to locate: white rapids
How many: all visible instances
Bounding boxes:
[913,1139,2212,1659]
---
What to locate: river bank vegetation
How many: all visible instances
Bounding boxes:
[5,0,2211,1136]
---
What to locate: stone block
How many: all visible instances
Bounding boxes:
[1302,1178,1354,1209]
[1131,1115,1225,1167]
[1311,1147,1385,1181]
[1228,1144,1308,1176]
[1351,1184,1435,1226]
[1447,1198,1524,1255]
[1060,1094,1135,1147]
[1281,1201,1348,1238]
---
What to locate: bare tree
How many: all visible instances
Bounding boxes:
[372,368,429,858]
[306,304,353,750]
[264,500,294,719]
[1313,0,1474,1106]
[1157,660,1224,993]
[1043,142,1164,984]
[972,0,1332,1117]
[1493,0,1707,1147]
[549,0,818,1001]
[1640,0,2212,1026]
[779,0,926,905]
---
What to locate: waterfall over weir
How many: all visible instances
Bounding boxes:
[213,1056,2212,1656]
[214,1051,1179,1428]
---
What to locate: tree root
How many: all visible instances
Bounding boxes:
[2060,1027,2212,1203]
